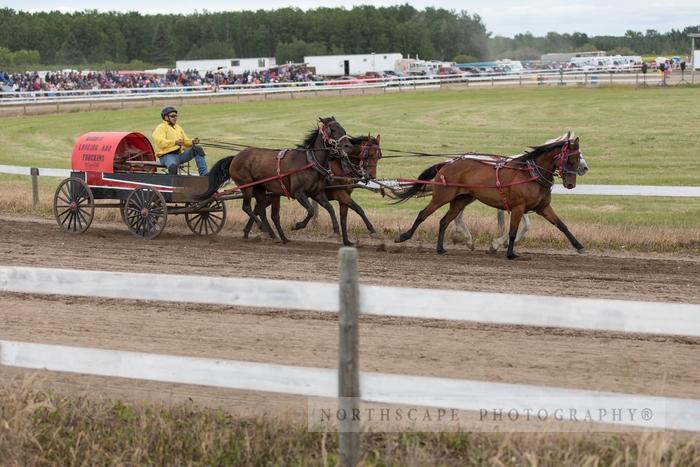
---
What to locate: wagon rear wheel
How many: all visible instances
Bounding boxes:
[124,187,167,239]
[53,177,95,234]
[185,199,227,236]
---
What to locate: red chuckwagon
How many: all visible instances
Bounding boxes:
[53,131,228,239]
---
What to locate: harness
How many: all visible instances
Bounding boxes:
[398,143,579,212]
[331,140,379,181]
[214,125,346,199]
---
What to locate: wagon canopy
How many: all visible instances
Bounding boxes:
[71,132,156,173]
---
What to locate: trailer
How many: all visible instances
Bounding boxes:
[304,53,402,77]
[54,131,227,239]
[175,57,276,74]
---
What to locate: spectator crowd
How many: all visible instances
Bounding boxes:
[0,65,318,93]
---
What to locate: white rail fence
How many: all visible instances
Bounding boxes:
[2,339,699,433]
[1,263,699,439]
[1,68,693,110]
[2,165,700,205]
[2,266,700,337]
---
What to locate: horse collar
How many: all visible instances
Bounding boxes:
[306,148,333,179]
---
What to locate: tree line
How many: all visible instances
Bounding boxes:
[0,7,697,70]
[491,28,700,61]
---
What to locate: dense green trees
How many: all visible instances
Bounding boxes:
[0,6,487,68]
[490,27,700,60]
[0,7,697,69]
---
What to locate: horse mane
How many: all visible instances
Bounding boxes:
[298,128,319,148]
[512,133,574,162]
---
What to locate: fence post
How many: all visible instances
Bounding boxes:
[338,246,360,467]
[30,168,39,207]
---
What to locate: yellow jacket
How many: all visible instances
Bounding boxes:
[152,121,193,156]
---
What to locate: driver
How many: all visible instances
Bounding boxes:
[152,106,208,176]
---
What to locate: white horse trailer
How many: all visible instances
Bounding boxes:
[175,57,276,74]
[304,53,403,77]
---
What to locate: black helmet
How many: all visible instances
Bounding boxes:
[161,106,178,119]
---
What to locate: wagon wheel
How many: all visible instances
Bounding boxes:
[185,199,227,236]
[53,177,95,234]
[124,187,167,239]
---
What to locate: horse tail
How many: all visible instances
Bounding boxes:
[393,162,447,203]
[194,156,234,200]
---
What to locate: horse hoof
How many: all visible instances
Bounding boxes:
[369,232,381,240]
[507,253,519,260]
[468,243,476,251]
[577,247,587,254]
[291,224,302,231]
[344,241,355,247]
[437,248,447,255]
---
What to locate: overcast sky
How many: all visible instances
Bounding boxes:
[10,1,700,38]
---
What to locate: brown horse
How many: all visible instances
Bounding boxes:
[197,117,351,242]
[243,134,383,246]
[394,133,585,259]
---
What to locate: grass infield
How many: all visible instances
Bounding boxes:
[1,86,698,252]
[1,382,699,466]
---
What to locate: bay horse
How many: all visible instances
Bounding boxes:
[296,134,382,246]
[196,117,351,242]
[451,155,589,251]
[243,135,383,246]
[394,133,585,259]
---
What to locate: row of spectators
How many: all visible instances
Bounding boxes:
[0,65,318,93]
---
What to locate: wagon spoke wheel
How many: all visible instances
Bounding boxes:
[185,200,227,236]
[124,187,167,239]
[53,177,95,234]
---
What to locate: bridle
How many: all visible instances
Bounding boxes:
[334,138,382,182]
[306,121,353,180]
[528,140,581,186]
[554,140,581,177]
[355,139,382,179]
[319,122,351,156]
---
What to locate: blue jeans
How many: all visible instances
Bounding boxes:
[159,146,208,176]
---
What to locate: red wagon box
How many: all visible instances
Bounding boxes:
[54,132,226,239]
[71,131,157,173]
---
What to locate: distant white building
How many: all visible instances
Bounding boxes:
[175,57,276,74]
[304,53,403,76]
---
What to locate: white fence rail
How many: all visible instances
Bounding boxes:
[1,265,699,337]
[1,263,700,438]
[0,164,70,178]
[1,68,691,109]
[2,339,699,432]
[2,165,699,198]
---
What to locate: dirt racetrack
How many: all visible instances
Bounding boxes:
[1,214,699,418]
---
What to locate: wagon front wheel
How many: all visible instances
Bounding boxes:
[185,200,227,236]
[124,187,167,239]
[53,177,95,234]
